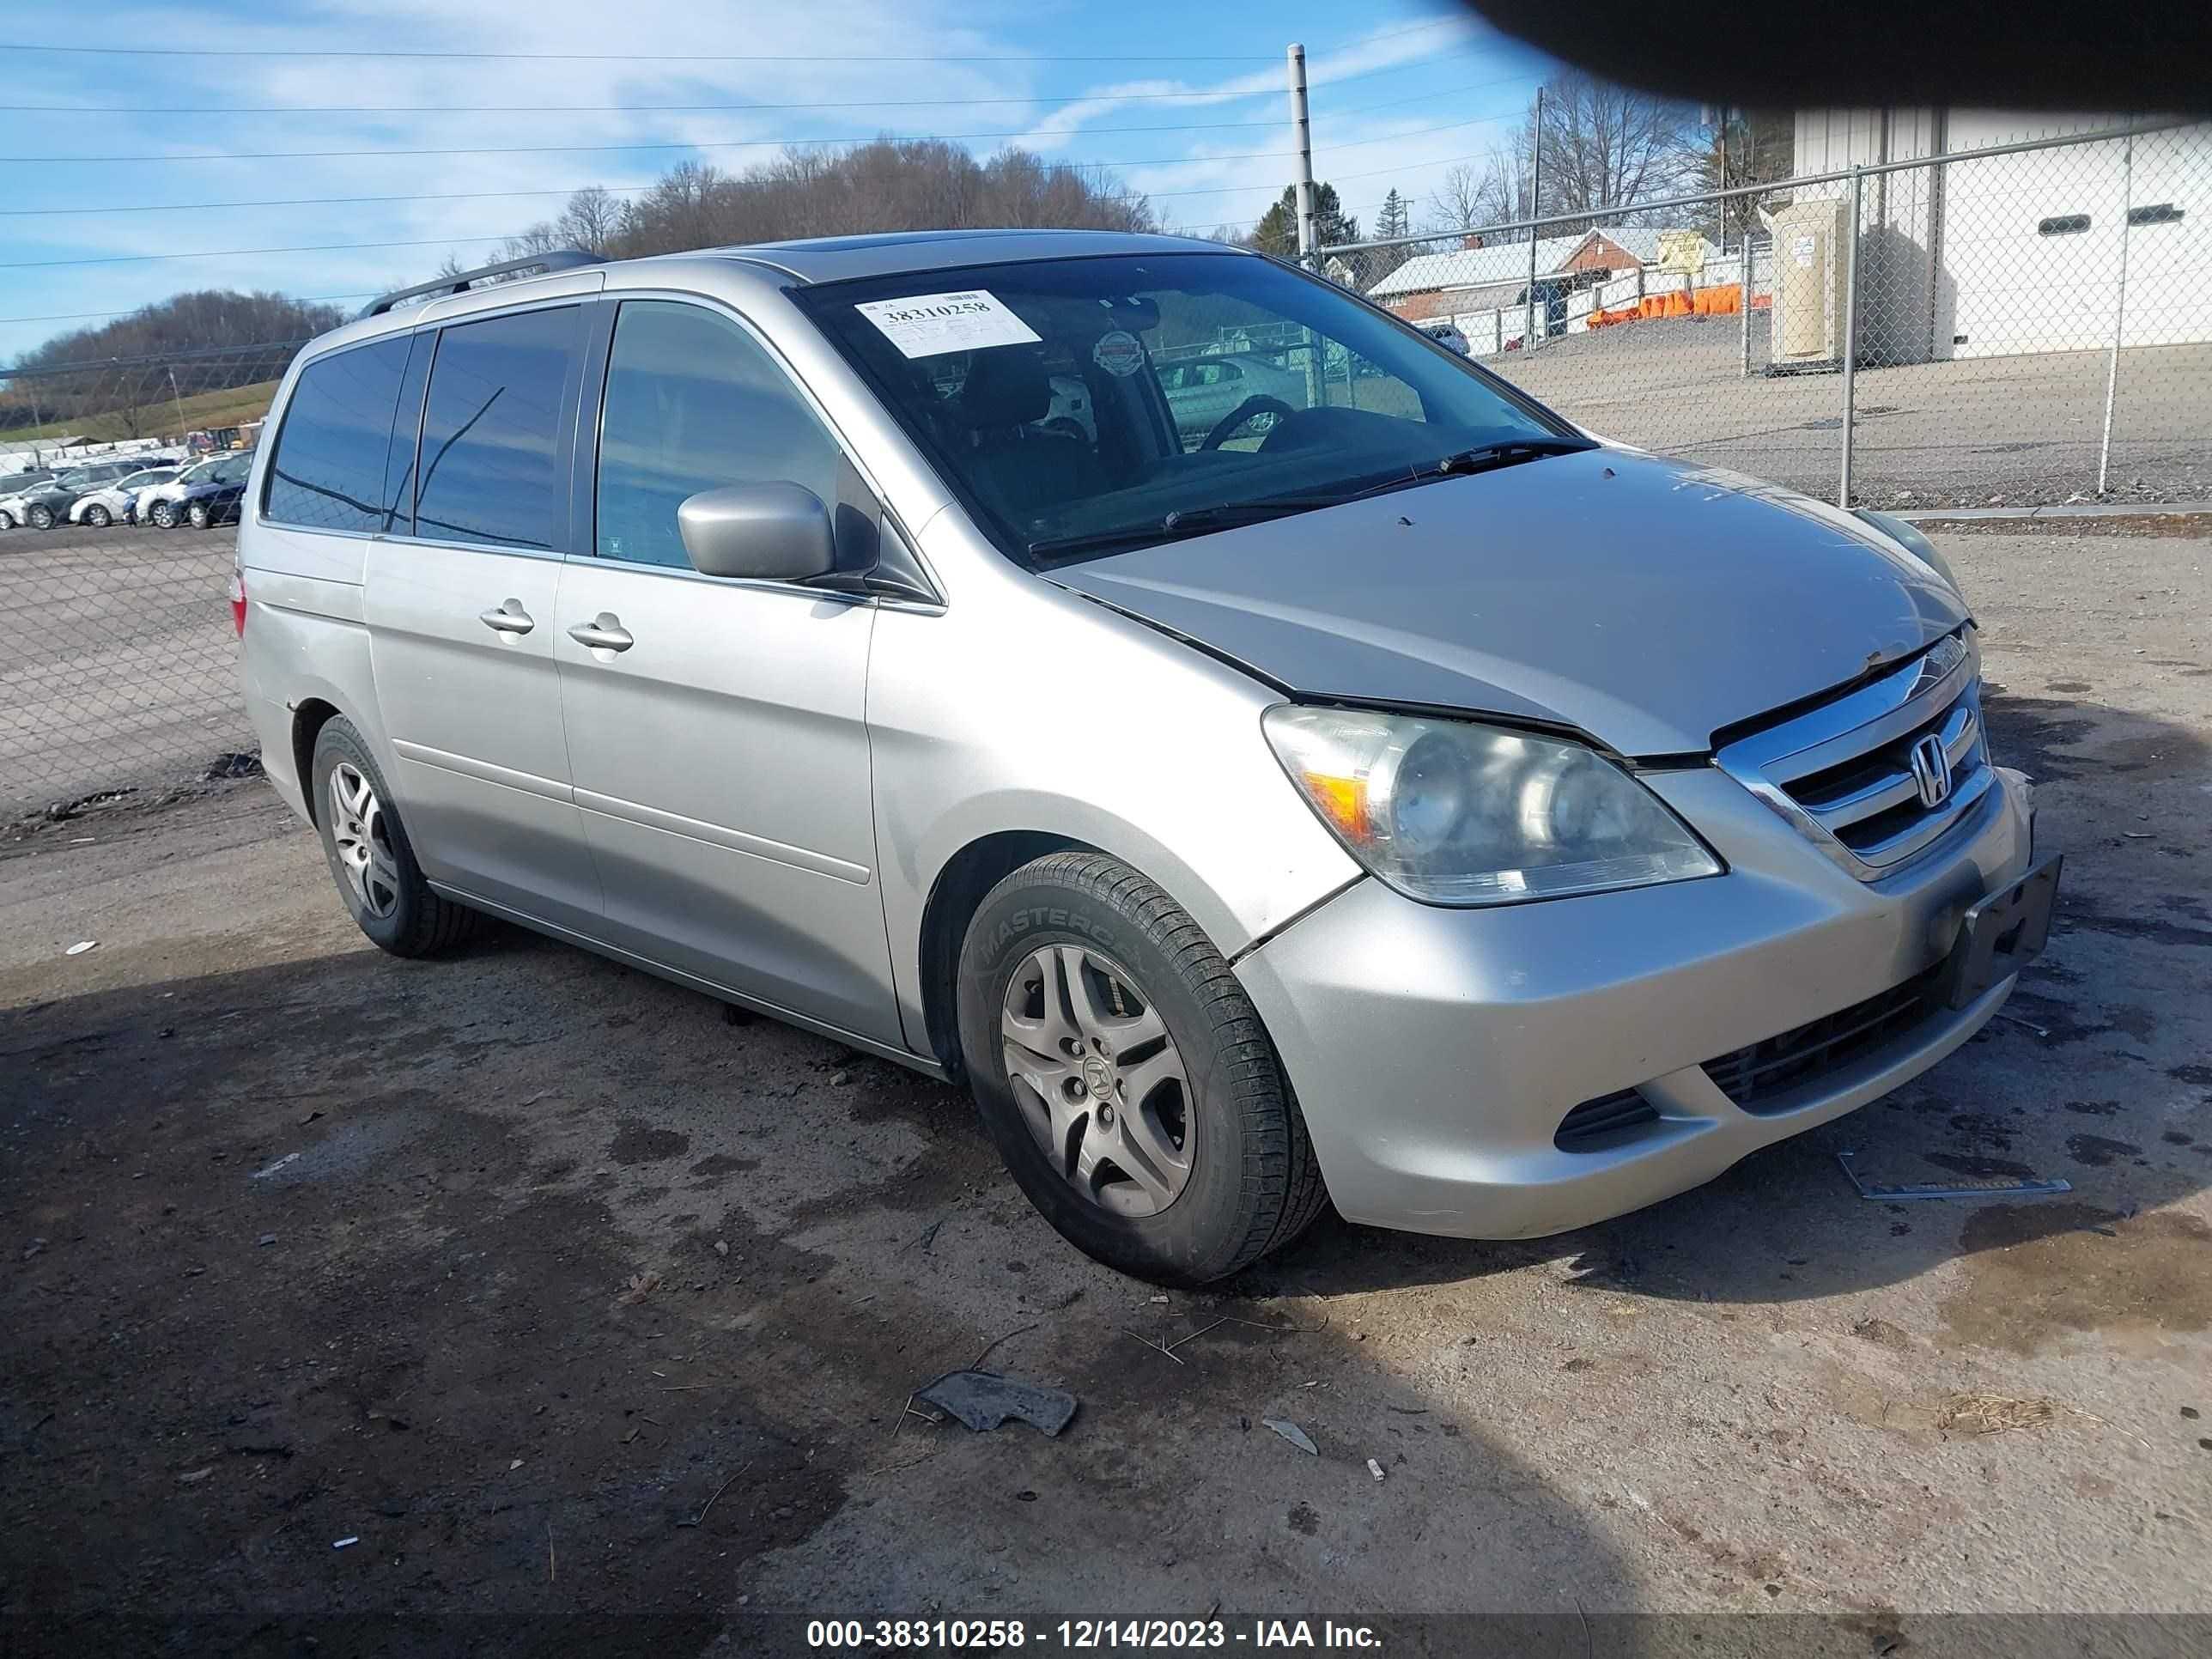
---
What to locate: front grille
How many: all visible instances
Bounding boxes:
[1554,1088,1660,1150]
[1701,961,1947,1112]
[1717,632,1992,879]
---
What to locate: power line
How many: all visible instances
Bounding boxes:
[1147,144,1492,198]
[0,67,1529,124]
[3,108,1509,169]
[0,295,376,328]
[7,44,1279,63]
[5,131,1295,167]
[0,83,1532,220]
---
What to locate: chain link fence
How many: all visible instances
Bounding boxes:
[5,123,2209,819]
[1,341,303,817]
[1319,118,2211,514]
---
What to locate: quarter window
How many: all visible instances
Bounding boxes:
[594,300,844,568]
[264,337,411,532]
[415,306,582,550]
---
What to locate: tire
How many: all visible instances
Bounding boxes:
[84,504,111,528]
[0,512,15,530]
[955,851,1329,1285]
[308,718,479,957]
[27,504,52,530]
[186,500,210,530]
[149,501,178,528]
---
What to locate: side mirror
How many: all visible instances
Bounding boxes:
[677,483,837,581]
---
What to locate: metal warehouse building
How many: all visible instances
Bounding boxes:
[1793,108,2211,363]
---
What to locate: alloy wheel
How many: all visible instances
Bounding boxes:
[327,762,400,920]
[1000,945,1193,1218]
[86,505,110,527]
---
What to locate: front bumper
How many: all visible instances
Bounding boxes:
[1235,763,2037,1239]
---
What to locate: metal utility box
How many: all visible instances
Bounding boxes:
[1766,197,1851,370]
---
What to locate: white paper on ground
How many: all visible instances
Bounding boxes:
[855,290,1041,359]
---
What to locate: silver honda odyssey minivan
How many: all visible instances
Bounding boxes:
[236,230,2059,1285]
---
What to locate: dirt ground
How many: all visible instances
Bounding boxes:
[3,528,2209,1656]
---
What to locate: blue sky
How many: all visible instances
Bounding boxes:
[0,2,1553,362]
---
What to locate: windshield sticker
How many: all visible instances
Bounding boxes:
[1091,329,1146,378]
[855,290,1041,359]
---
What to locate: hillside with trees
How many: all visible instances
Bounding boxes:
[479,138,1155,268]
[2,290,346,435]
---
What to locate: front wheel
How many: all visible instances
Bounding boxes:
[186,500,210,530]
[955,852,1329,1285]
[83,503,111,528]
[149,501,179,528]
[308,718,479,957]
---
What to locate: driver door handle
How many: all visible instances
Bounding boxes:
[478,600,534,635]
[567,613,635,653]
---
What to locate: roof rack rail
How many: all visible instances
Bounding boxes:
[355,249,602,320]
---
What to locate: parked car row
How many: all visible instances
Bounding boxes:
[0,451,253,532]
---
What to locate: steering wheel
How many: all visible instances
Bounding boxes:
[1200,394,1299,452]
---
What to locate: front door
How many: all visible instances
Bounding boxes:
[553,297,897,1043]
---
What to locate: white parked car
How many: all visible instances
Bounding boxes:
[139,452,252,526]
[70,465,181,526]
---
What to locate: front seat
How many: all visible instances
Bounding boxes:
[948,348,1111,523]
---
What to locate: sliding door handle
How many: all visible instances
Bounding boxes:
[478,600,534,635]
[567,614,635,653]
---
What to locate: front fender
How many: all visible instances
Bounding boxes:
[866,554,1363,1057]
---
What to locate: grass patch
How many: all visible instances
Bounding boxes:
[0,377,282,446]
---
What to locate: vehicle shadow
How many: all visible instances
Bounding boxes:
[1251,689,2212,1312]
[0,939,1659,1651]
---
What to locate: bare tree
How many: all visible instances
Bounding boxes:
[1529,72,1699,225]
[1425,160,1514,234]
[556,185,623,254]
[1423,73,1699,242]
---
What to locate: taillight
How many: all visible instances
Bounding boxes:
[229,569,246,637]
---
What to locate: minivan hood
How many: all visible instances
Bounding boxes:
[1049,450,1968,757]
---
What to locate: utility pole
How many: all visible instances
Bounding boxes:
[167,365,186,438]
[1524,82,1545,353]
[1287,41,1324,407]
[1288,43,1317,264]
[2097,120,2135,497]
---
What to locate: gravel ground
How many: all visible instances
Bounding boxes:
[1,528,2209,1655]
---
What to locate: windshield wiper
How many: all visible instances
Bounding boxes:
[1027,498,1331,563]
[1431,435,1597,477]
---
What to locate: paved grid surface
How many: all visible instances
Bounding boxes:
[0,521,248,817]
[3,529,2208,1653]
[1488,325,2212,510]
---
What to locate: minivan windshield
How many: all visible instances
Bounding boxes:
[794,252,1584,568]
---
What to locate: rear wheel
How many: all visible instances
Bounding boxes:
[955,851,1328,1285]
[0,511,15,530]
[308,718,479,957]
[27,504,53,530]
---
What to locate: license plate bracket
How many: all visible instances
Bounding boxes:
[1942,854,2062,1010]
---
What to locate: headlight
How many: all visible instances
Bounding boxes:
[1262,706,1721,906]
[1854,508,1962,597]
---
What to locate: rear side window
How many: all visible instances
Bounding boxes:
[416,306,582,551]
[264,337,411,532]
[594,300,843,568]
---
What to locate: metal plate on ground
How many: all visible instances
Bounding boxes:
[1838,1149,2070,1201]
